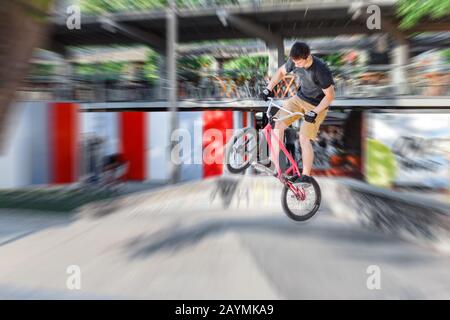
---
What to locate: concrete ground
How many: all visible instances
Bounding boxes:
[1,186,450,299]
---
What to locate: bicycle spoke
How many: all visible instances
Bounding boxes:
[229,132,255,170]
[285,183,317,217]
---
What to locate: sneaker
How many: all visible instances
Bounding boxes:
[286,174,300,182]
[274,171,302,183]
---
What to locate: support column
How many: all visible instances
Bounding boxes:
[56,53,74,100]
[267,39,284,78]
[391,41,410,95]
[167,0,180,184]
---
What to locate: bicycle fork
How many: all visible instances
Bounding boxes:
[286,181,306,201]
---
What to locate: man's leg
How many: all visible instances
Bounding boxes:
[299,134,314,176]
[270,96,301,173]
[298,100,328,179]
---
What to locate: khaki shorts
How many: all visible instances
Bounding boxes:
[274,95,328,140]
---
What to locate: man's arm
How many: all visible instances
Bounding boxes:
[313,85,335,114]
[266,65,287,91]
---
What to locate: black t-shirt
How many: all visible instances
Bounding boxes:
[284,55,335,106]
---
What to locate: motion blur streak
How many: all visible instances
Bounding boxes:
[0,0,448,300]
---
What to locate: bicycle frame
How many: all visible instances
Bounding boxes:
[261,98,303,181]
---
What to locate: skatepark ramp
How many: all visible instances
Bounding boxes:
[78,175,450,253]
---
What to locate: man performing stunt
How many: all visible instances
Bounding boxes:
[261,41,335,183]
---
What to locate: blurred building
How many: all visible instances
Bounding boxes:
[0,0,448,191]
[0,101,251,188]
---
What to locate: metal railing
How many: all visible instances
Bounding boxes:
[19,64,450,102]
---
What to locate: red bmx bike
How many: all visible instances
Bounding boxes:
[225,97,321,221]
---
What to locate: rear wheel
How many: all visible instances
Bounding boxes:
[281,176,321,221]
[225,128,257,174]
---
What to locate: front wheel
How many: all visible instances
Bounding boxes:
[281,176,321,222]
[225,127,257,174]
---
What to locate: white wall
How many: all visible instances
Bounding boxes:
[80,112,119,155]
[0,102,48,188]
[148,112,170,181]
[179,111,203,181]
[30,102,50,185]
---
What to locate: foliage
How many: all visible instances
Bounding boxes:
[80,0,241,12]
[443,48,450,64]
[321,53,344,67]
[75,62,126,81]
[29,63,55,76]
[222,55,268,83]
[142,49,160,85]
[80,0,166,13]
[178,55,214,83]
[397,0,450,29]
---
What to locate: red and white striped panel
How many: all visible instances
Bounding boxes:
[1,104,251,187]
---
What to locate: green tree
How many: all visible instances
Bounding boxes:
[223,55,268,83]
[444,48,450,64]
[178,55,214,84]
[80,0,241,12]
[142,49,160,85]
[75,62,126,81]
[321,53,344,67]
[397,0,450,29]
[80,0,166,13]
[29,63,55,77]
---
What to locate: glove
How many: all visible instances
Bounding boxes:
[304,110,317,123]
[260,88,274,101]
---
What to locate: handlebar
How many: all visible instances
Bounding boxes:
[266,97,304,122]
